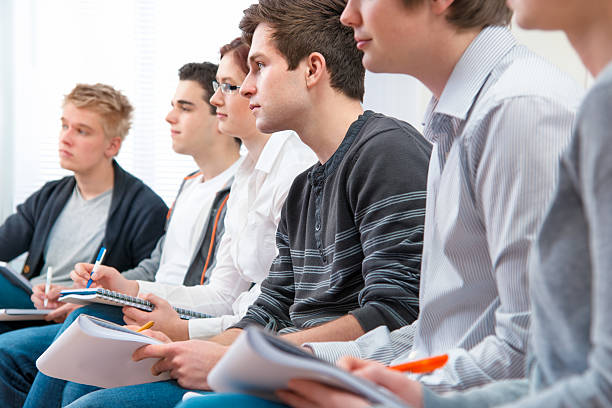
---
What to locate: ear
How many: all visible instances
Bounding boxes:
[105,136,122,158]
[304,52,327,90]
[430,0,455,15]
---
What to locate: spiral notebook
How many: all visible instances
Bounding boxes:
[58,288,210,320]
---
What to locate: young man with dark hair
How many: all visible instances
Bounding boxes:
[262,0,584,407]
[0,83,168,332]
[43,0,432,406]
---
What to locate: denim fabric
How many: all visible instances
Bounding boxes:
[175,394,288,408]
[23,304,125,408]
[62,380,186,408]
[0,323,61,407]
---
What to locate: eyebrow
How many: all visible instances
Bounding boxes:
[61,117,94,131]
[217,76,237,83]
[176,100,195,106]
[248,52,264,63]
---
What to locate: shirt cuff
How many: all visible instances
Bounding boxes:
[304,340,362,364]
[136,280,165,297]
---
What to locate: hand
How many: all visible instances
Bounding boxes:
[338,357,423,408]
[71,263,139,295]
[45,303,81,323]
[277,379,371,408]
[122,293,189,341]
[31,283,65,309]
[132,339,228,390]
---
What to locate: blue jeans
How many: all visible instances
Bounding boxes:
[175,394,288,408]
[62,380,188,408]
[0,323,61,408]
[23,303,126,408]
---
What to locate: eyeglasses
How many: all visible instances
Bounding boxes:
[212,80,241,95]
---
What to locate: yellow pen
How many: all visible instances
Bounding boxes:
[135,321,154,333]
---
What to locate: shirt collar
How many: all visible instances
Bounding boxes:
[250,130,294,174]
[433,26,517,121]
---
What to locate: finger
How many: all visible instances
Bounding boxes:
[151,357,175,377]
[122,306,151,323]
[141,293,167,307]
[337,356,376,372]
[142,329,172,343]
[132,343,169,361]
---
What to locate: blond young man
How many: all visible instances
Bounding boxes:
[0,84,167,332]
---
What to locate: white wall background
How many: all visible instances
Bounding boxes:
[0,1,590,223]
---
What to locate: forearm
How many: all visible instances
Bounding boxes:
[137,275,251,316]
[122,236,163,281]
[208,328,243,346]
[281,314,365,346]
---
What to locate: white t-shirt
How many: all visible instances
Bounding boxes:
[155,160,241,285]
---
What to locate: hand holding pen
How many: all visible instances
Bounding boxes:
[86,247,107,288]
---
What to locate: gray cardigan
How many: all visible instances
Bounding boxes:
[422,61,612,408]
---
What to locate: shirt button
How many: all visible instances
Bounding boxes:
[23,265,30,274]
[315,223,321,231]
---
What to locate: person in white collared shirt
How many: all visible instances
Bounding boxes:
[69,38,316,342]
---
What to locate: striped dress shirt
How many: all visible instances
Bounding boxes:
[307,26,583,392]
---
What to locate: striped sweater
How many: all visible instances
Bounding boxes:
[234,111,431,334]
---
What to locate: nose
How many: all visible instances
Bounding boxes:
[59,127,73,145]
[166,107,177,124]
[239,71,255,99]
[340,0,361,27]
[210,87,223,107]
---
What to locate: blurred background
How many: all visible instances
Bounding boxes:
[0,0,590,222]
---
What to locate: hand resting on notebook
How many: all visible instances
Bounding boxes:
[123,293,189,341]
[71,262,139,297]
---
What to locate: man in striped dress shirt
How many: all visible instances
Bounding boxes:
[273,0,585,406]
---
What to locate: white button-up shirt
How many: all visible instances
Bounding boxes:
[138,130,316,339]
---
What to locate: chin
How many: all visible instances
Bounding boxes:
[254,117,279,134]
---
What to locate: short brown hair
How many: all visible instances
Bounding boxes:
[220,38,250,77]
[402,0,512,29]
[240,0,364,101]
[178,62,218,115]
[63,83,133,141]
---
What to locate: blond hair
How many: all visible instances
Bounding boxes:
[63,83,133,141]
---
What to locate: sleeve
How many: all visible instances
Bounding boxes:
[121,234,164,282]
[422,379,529,408]
[187,284,262,339]
[0,189,42,261]
[418,97,575,392]
[494,85,612,408]
[231,207,295,332]
[345,128,427,332]
[306,323,416,365]
[136,227,252,316]
[126,193,168,266]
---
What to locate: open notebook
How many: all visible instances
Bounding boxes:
[208,326,407,407]
[59,288,210,320]
[36,314,171,388]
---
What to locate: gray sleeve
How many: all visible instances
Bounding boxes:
[422,379,529,408]
[306,324,415,365]
[121,234,164,282]
[496,74,612,408]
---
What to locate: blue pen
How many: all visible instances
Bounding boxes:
[86,247,107,288]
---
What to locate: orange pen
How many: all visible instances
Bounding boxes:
[388,354,448,373]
